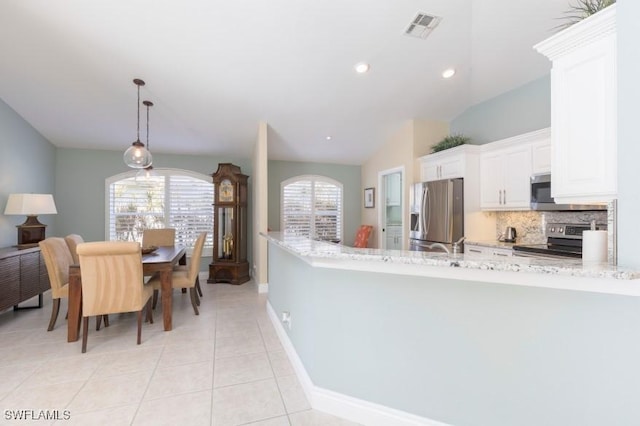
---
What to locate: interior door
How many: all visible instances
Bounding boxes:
[380,169,404,249]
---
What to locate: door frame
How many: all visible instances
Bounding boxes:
[377,166,405,250]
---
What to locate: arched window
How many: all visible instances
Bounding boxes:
[106,168,213,254]
[281,175,343,241]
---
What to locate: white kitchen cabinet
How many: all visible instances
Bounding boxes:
[420,145,472,182]
[465,243,513,258]
[531,138,551,175]
[385,225,402,250]
[534,5,617,203]
[489,247,513,258]
[480,144,532,210]
[464,244,489,257]
[385,173,401,206]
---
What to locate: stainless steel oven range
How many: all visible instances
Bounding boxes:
[513,222,607,259]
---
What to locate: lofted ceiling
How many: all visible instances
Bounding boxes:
[0,0,567,165]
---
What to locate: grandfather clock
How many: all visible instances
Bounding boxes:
[208,163,250,285]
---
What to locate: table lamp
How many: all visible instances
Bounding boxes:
[4,193,58,248]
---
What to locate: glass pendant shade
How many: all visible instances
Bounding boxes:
[124,140,152,168]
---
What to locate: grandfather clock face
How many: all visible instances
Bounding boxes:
[218,179,234,202]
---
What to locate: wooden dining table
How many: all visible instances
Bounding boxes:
[67,245,187,342]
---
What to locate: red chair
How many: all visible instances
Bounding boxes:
[353,225,373,248]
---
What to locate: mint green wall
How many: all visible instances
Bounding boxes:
[55,148,252,270]
[268,242,640,426]
[0,98,56,248]
[54,148,251,240]
[268,160,361,244]
[451,76,551,144]
[617,0,639,268]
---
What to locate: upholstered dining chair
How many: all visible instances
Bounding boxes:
[76,241,154,353]
[353,225,374,248]
[147,232,207,316]
[38,237,73,331]
[64,234,84,265]
[142,228,176,247]
[64,234,112,330]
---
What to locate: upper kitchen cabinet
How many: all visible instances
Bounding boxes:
[480,143,532,210]
[534,5,616,203]
[531,136,551,175]
[479,128,549,211]
[419,144,479,182]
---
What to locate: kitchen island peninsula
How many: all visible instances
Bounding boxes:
[263,232,640,426]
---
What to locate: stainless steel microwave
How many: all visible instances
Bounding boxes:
[530,174,606,211]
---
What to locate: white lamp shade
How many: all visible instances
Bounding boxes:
[4,194,58,215]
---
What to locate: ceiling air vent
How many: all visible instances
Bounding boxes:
[405,12,442,39]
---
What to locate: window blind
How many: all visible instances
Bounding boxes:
[167,174,214,252]
[281,176,342,241]
[107,170,213,254]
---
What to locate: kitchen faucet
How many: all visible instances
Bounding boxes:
[425,242,450,254]
[427,237,465,255]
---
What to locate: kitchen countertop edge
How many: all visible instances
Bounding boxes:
[262,233,640,295]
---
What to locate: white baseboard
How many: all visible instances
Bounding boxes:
[258,282,269,293]
[266,302,451,426]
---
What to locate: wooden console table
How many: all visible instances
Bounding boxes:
[0,246,50,312]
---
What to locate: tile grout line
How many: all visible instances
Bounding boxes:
[130,341,165,424]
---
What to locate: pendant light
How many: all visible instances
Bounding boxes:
[123,78,153,168]
[137,100,156,180]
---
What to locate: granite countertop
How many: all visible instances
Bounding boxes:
[262,232,640,282]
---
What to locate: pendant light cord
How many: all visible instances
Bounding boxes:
[137,83,141,142]
[142,100,154,171]
[146,101,150,151]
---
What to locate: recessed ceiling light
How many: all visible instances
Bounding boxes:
[326,136,333,141]
[354,62,370,74]
[442,68,456,79]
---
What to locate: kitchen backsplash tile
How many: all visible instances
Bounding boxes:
[495,210,608,245]
[495,211,545,244]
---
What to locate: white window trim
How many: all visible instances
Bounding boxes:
[105,167,213,256]
[280,174,344,241]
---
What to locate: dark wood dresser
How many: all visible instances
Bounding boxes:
[0,246,50,312]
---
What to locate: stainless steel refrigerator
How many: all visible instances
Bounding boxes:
[409,178,464,252]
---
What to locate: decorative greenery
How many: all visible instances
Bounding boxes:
[431,134,470,153]
[556,0,615,30]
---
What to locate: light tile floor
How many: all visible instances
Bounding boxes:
[0,275,360,426]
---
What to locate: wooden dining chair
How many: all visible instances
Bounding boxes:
[147,232,207,316]
[38,237,74,331]
[76,241,154,353]
[142,228,176,247]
